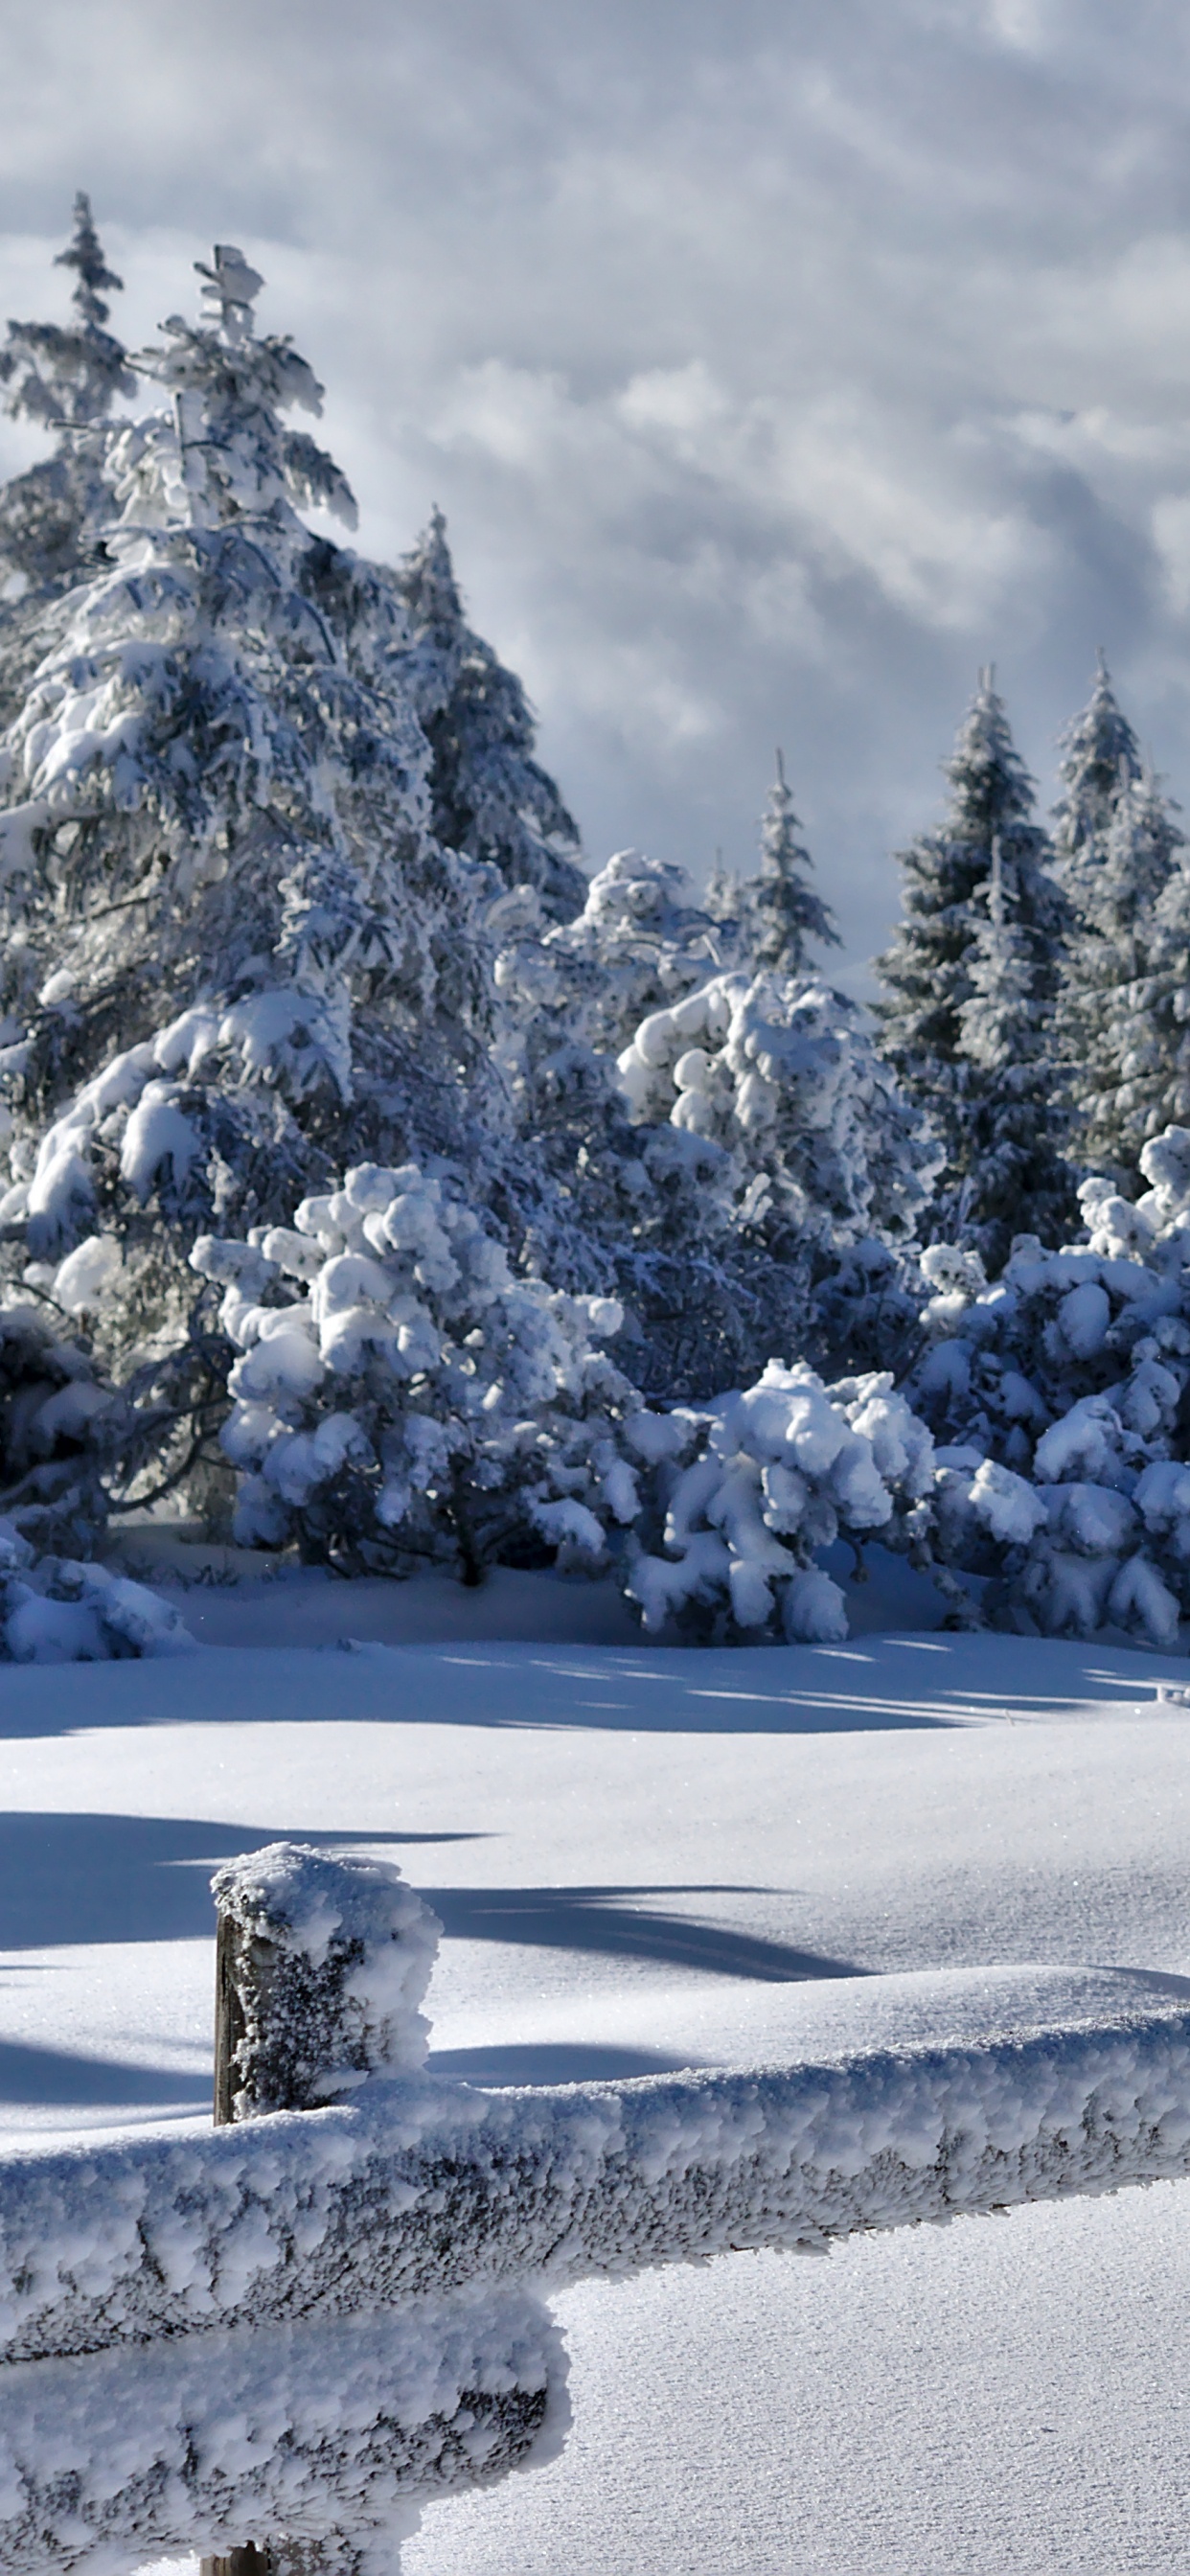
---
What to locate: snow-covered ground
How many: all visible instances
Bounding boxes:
[5,1582,1190,2569]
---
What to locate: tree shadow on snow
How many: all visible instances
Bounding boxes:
[0,1815,482,1949]
[427,2041,700,2085]
[0,2036,207,2106]
[427,1883,868,1982]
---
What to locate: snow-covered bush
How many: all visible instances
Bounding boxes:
[0,1509,191,1660]
[907,1129,1190,1643]
[193,1159,646,1578]
[626,1361,936,1642]
[0,1295,123,1552]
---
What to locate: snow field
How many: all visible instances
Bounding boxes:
[2,1625,1190,2572]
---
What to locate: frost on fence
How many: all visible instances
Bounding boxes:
[211,1843,442,2118]
[0,2288,563,2574]
[6,2008,1190,2366]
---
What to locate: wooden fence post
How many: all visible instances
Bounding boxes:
[201,1843,441,2575]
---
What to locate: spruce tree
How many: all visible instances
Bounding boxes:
[1079,779,1190,1165]
[1048,662,1182,1183]
[0,192,131,437]
[1051,651,1142,874]
[733,751,838,974]
[393,509,586,922]
[0,243,503,1522]
[0,197,134,723]
[956,838,1074,1256]
[875,668,1070,1254]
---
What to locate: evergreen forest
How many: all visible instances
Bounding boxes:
[3,203,1190,1657]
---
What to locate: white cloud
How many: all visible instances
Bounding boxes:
[2,0,1190,974]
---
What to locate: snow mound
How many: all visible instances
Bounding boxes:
[0,1530,193,1662]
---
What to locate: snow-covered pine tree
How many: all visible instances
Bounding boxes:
[955,836,1075,1261]
[1047,662,1181,1183]
[875,668,1070,1257]
[1071,788,1190,1174]
[1057,759,1185,1182]
[492,849,756,1396]
[0,243,505,1529]
[0,193,131,438]
[1051,652,1142,875]
[729,751,838,975]
[393,507,586,922]
[0,197,134,710]
[496,840,934,1396]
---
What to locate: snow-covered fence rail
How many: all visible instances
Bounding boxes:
[0,2290,562,2576]
[5,2005,1190,2367]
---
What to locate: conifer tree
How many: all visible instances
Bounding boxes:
[732,751,838,974]
[875,669,1070,1252]
[1051,652,1142,874]
[1048,662,1182,1183]
[393,509,586,922]
[0,244,501,1521]
[0,193,131,435]
[0,197,134,718]
[1057,763,1184,1181]
[956,838,1074,1256]
[492,849,743,1393]
[1074,780,1190,1168]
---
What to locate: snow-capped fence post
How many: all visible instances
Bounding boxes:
[203,1848,445,2572]
[211,1841,443,2125]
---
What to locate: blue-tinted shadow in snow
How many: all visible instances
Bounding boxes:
[0,2036,207,2106]
[0,1815,481,1949]
[427,1883,867,1982]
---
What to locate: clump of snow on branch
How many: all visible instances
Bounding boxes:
[617,969,938,1252]
[192,1160,644,1577]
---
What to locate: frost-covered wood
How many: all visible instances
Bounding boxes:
[0,2288,561,2574]
[212,1845,441,2120]
[4,2008,1190,2365]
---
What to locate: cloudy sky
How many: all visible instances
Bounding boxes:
[3,0,1190,985]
